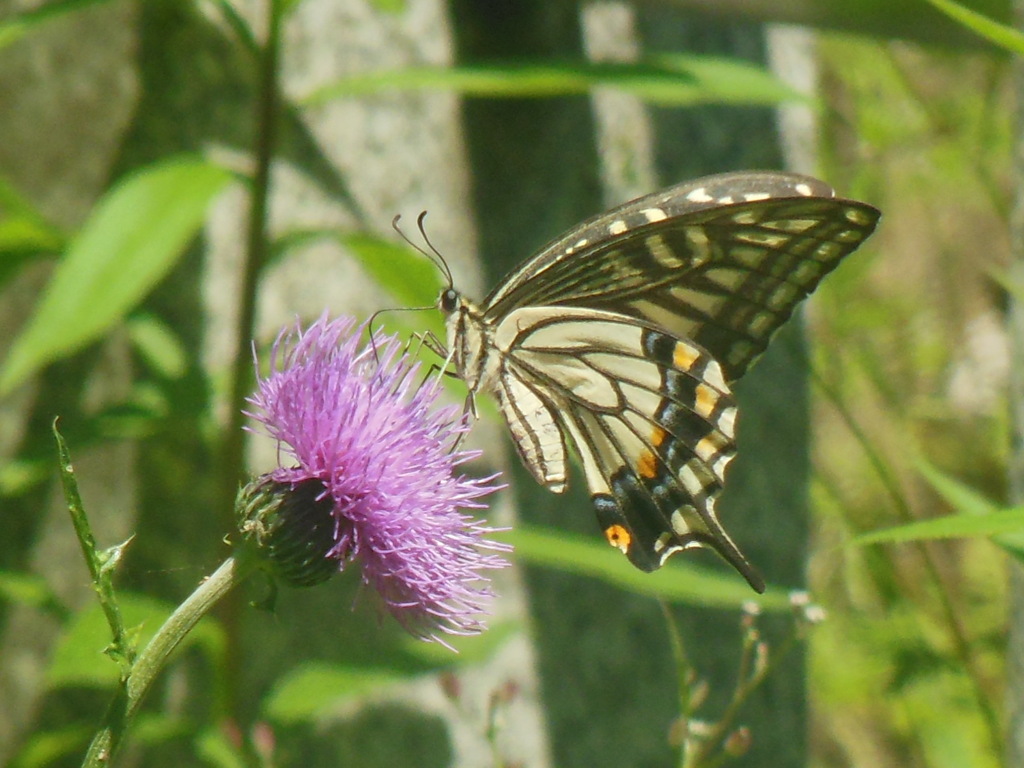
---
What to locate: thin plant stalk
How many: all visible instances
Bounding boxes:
[215,0,283,723]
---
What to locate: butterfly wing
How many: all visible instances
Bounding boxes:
[483,170,880,381]
[491,305,764,591]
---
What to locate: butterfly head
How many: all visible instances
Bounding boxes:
[438,287,460,315]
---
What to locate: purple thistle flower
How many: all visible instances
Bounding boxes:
[244,313,508,644]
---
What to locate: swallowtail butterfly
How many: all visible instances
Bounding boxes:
[437,171,880,592]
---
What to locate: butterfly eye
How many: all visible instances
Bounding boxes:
[439,288,460,314]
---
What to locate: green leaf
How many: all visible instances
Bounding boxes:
[368,0,407,12]
[0,156,233,395]
[921,0,1024,55]
[0,174,66,289]
[127,314,188,380]
[195,725,248,768]
[272,227,444,308]
[0,570,68,620]
[5,725,92,768]
[916,459,1001,516]
[915,459,1024,560]
[854,508,1024,546]
[263,662,412,723]
[505,525,790,609]
[0,0,116,51]
[0,457,51,496]
[303,57,802,108]
[340,231,444,308]
[270,226,447,347]
[46,592,224,689]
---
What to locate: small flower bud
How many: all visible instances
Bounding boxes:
[724,726,752,756]
[237,476,338,587]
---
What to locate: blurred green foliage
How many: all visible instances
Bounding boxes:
[0,0,1019,767]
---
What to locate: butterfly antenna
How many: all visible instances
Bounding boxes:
[414,211,454,288]
[366,304,439,369]
[366,307,391,366]
[392,213,453,289]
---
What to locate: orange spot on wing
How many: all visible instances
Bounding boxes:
[604,524,631,553]
[637,449,658,478]
[694,383,718,418]
[651,426,667,447]
[674,342,699,370]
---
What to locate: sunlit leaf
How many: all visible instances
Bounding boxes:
[47,593,224,690]
[263,662,411,723]
[304,57,803,108]
[921,0,1024,54]
[854,508,1024,546]
[915,458,1024,560]
[127,314,188,380]
[0,0,116,51]
[0,157,233,395]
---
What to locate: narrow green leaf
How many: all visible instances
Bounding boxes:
[0,456,51,496]
[854,508,1024,546]
[0,174,66,291]
[207,0,259,56]
[263,662,411,723]
[916,459,1002,516]
[53,421,135,673]
[270,226,447,347]
[915,458,1024,559]
[272,227,443,308]
[368,0,407,12]
[126,314,188,380]
[505,525,789,609]
[195,725,248,768]
[921,0,1024,54]
[0,157,233,395]
[0,0,115,52]
[304,57,802,108]
[340,232,443,307]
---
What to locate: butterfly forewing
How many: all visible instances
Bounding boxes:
[442,170,880,591]
[483,173,879,381]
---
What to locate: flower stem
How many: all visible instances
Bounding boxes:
[81,553,257,768]
[216,0,283,722]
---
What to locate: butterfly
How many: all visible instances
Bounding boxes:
[435,170,880,593]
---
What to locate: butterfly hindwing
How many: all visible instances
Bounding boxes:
[494,307,762,590]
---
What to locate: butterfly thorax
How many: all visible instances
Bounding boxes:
[440,289,499,393]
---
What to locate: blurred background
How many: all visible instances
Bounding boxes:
[0,1,1017,766]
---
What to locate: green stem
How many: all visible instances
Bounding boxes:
[217,0,282,722]
[81,553,258,767]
